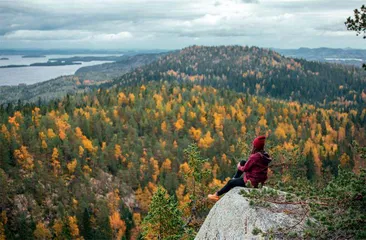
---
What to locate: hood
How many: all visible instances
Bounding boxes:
[259,151,272,164]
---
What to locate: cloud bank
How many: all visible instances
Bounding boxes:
[0,0,364,49]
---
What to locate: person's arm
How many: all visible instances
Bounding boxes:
[237,159,246,172]
[243,154,257,172]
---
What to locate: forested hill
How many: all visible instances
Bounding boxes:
[112,45,366,110]
[1,81,365,239]
[0,46,365,239]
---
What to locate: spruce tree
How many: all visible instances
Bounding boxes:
[82,208,93,240]
[142,186,184,239]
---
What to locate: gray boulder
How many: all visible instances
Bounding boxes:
[195,187,310,240]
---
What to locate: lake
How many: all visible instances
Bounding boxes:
[0,54,118,86]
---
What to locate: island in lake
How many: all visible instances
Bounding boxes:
[22,55,46,58]
[0,61,82,68]
[0,65,28,68]
[1,55,123,69]
[48,55,124,62]
[30,61,82,66]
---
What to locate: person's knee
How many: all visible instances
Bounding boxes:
[239,160,246,166]
[227,179,234,187]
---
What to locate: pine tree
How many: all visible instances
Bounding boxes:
[345,5,366,70]
[181,144,211,230]
[142,186,184,240]
[0,170,7,210]
[82,208,93,240]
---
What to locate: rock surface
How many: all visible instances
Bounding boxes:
[195,187,309,240]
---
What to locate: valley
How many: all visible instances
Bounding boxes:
[0,45,365,239]
[1,0,365,239]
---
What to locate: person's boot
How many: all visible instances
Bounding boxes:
[208,193,219,201]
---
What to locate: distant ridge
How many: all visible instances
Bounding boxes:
[275,47,366,67]
[112,45,365,109]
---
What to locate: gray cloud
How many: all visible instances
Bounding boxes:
[315,22,349,32]
[0,0,365,49]
[178,29,258,38]
[241,0,259,3]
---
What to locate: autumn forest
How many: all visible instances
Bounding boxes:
[0,46,365,239]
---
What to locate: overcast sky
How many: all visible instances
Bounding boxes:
[0,0,365,50]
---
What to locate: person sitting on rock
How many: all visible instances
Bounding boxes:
[208,136,272,201]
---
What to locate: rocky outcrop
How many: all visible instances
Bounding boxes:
[196,187,310,240]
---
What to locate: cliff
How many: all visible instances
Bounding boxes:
[195,187,310,240]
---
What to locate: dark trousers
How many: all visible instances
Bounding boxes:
[217,169,246,196]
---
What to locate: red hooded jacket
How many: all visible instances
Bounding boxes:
[237,151,272,187]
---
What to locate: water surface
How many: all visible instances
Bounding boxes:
[0,54,118,86]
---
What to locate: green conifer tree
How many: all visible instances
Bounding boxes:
[82,208,93,240]
[141,186,184,240]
